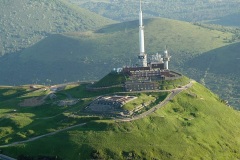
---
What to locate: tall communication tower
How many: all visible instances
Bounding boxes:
[138,0,147,67]
[163,46,171,70]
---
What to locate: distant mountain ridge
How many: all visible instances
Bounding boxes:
[77,0,240,26]
[0,0,114,56]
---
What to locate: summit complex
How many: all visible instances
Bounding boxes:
[112,0,182,92]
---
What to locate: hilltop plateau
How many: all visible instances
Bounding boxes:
[0,80,239,159]
[0,18,239,108]
[0,0,114,56]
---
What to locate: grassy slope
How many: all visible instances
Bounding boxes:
[0,0,114,56]
[1,83,240,159]
[92,72,126,87]
[159,76,190,90]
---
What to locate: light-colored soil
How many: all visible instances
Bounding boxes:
[57,99,79,106]
[19,97,45,107]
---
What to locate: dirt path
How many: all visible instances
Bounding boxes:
[0,123,86,148]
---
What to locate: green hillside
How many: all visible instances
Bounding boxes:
[92,72,126,88]
[183,42,240,108]
[0,18,239,108]
[0,82,240,159]
[91,72,190,90]
[0,0,114,56]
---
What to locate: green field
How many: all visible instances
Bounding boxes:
[0,82,239,159]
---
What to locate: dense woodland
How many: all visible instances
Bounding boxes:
[77,0,240,23]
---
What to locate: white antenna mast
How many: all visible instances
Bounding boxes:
[138,0,147,67]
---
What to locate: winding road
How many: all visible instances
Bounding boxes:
[0,81,194,148]
[119,81,193,122]
[0,154,16,160]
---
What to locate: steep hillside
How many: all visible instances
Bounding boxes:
[0,83,240,159]
[183,42,240,108]
[0,0,114,56]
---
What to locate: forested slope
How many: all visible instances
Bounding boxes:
[0,0,114,56]
[77,0,240,26]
